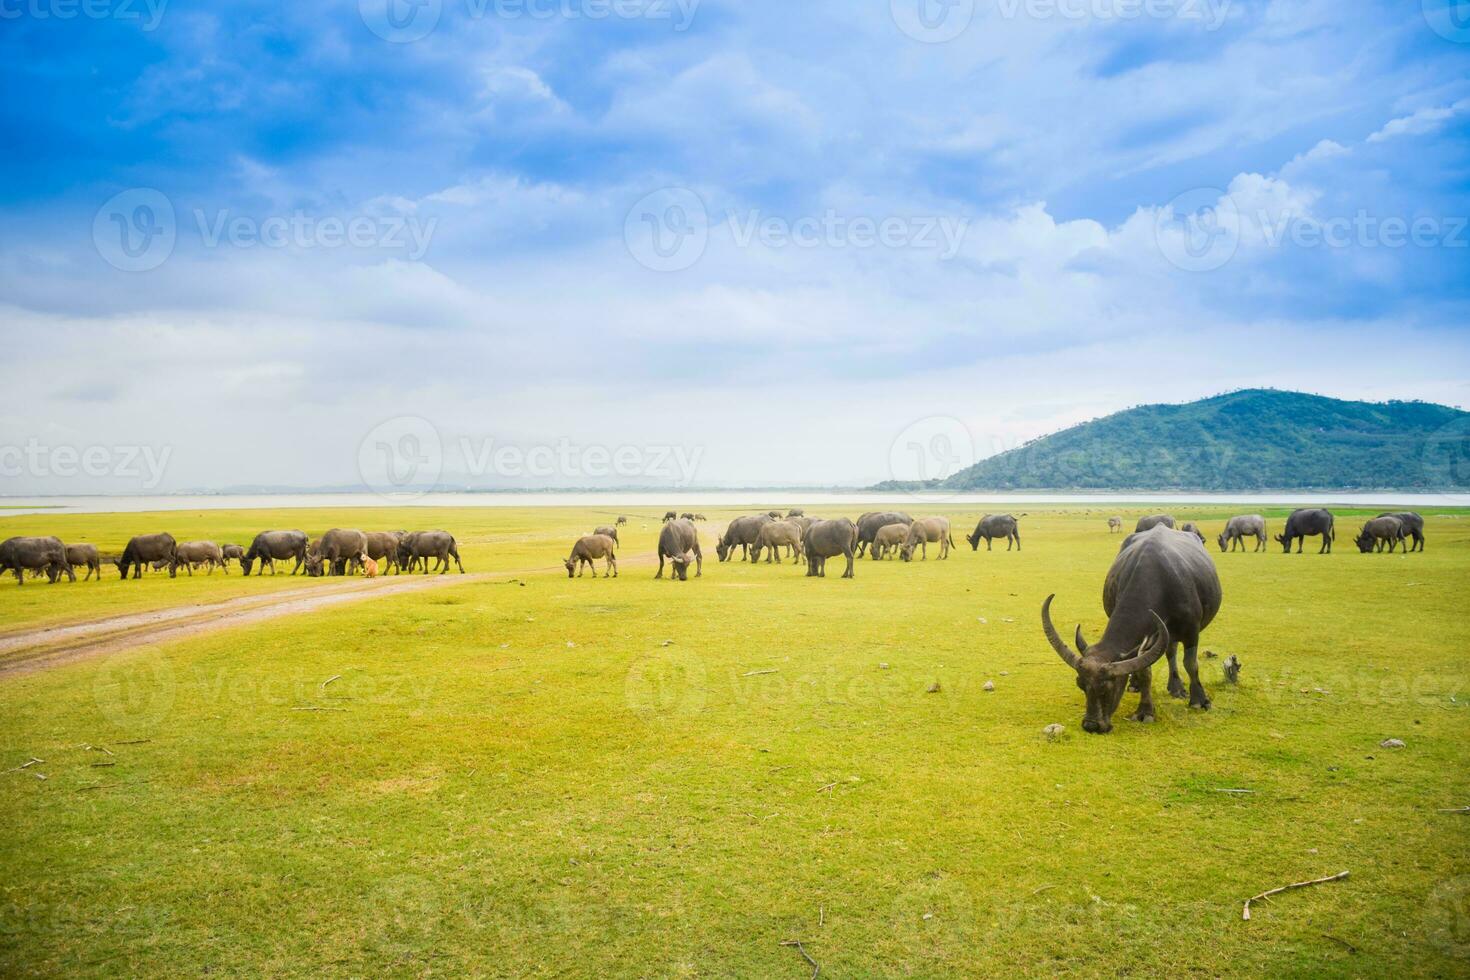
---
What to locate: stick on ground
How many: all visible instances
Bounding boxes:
[779,939,819,979]
[1242,870,1349,920]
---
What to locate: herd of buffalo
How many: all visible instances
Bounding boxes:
[0,528,465,584]
[1,506,1434,736]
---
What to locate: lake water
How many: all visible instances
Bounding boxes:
[1,490,1467,517]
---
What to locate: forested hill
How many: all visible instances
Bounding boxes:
[892,390,1469,491]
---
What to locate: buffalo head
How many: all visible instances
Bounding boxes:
[1216,532,1228,552]
[715,538,731,562]
[1355,533,1376,553]
[966,531,980,551]
[1274,532,1292,552]
[563,558,577,577]
[1041,594,1170,735]
[668,552,693,581]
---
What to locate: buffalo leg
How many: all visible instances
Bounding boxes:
[1183,638,1210,709]
[842,548,854,578]
[1165,642,1187,700]
[1129,666,1156,723]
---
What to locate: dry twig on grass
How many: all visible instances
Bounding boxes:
[3,758,44,775]
[291,706,347,713]
[113,739,151,745]
[1321,933,1357,953]
[1437,805,1470,814]
[743,669,780,677]
[1211,788,1254,794]
[816,782,838,794]
[779,939,819,979]
[1242,870,1349,920]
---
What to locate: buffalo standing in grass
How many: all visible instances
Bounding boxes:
[564,534,618,578]
[900,517,954,561]
[1377,511,1425,552]
[869,522,909,560]
[656,519,702,581]
[397,531,465,574]
[0,536,72,585]
[967,514,1020,551]
[1180,522,1206,544]
[364,531,406,574]
[804,518,856,578]
[662,511,678,523]
[593,525,620,546]
[307,528,369,576]
[117,532,177,579]
[716,515,772,562]
[750,521,803,563]
[1217,515,1267,553]
[241,530,309,576]
[1042,524,1222,734]
[1276,508,1335,553]
[786,508,804,518]
[221,543,245,571]
[172,540,225,575]
[1355,516,1406,553]
[1135,514,1175,533]
[1108,516,1123,534]
[855,511,913,557]
[65,543,102,581]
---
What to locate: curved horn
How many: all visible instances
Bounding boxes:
[1041,594,1083,671]
[1074,625,1091,654]
[1105,611,1171,678]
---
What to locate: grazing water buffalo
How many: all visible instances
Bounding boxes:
[241,530,309,576]
[398,531,465,574]
[855,511,913,557]
[172,541,224,575]
[750,521,803,563]
[900,517,954,561]
[1217,515,1267,553]
[117,532,178,579]
[616,516,628,526]
[869,522,909,560]
[1135,514,1175,533]
[307,528,369,576]
[592,525,620,547]
[1378,512,1425,552]
[662,511,678,522]
[364,531,406,574]
[65,543,102,581]
[1276,508,1335,553]
[221,543,245,571]
[679,512,696,521]
[656,519,702,581]
[967,514,1020,551]
[786,508,804,517]
[693,513,708,521]
[716,515,772,562]
[1042,525,1222,734]
[804,518,856,578]
[1108,516,1123,534]
[565,534,618,578]
[1179,522,1206,544]
[0,536,72,585]
[1355,516,1406,553]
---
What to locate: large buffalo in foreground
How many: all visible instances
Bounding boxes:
[397,531,464,574]
[656,519,702,581]
[0,536,72,585]
[1378,511,1425,552]
[804,518,856,578]
[241,530,309,576]
[117,532,177,579]
[1276,508,1335,553]
[1217,515,1267,553]
[1042,524,1222,734]
[966,514,1020,551]
[855,511,912,557]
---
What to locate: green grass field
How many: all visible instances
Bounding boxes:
[1,505,1468,976]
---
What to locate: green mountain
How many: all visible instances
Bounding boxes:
[889,389,1470,492]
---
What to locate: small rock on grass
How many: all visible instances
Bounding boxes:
[926,682,942,694]
[983,680,995,692]
[1380,738,1406,749]
[1044,724,1065,740]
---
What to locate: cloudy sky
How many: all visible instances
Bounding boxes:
[2,0,1468,493]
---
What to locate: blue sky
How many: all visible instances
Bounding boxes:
[1,0,1468,491]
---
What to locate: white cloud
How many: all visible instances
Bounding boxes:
[1367,99,1470,143]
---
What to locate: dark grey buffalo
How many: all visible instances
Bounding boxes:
[804,518,857,578]
[662,511,678,523]
[1378,512,1425,552]
[967,514,1020,551]
[565,534,618,578]
[1135,514,1175,533]
[364,531,406,574]
[1276,508,1335,553]
[1042,524,1222,734]
[1179,522,1206,544]
[1217,515,1267,553]
[1356,516,1406,553]
[855,511,913,557]
[656,519,702,581]
[616,515,628,526]
[65,543,102,581]
[306,528,368,577]
[241,530,309,576]
[593,525,620,546]
[117,532,177,579]
[0,536,72,585]
[786,508,804,517]
[172,540,225,575]
[221,544,246,571]
[716,515,772,562]
[750,521,802,563]
[397,530,464,574]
